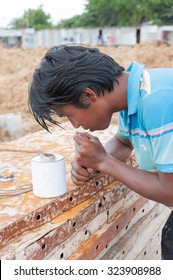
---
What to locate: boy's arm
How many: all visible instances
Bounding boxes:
[104,133,133,162]
[99,154,173,207]
[74,132,173,206]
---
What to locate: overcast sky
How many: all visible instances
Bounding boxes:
[0,0,87,28]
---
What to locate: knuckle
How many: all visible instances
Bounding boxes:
[76,155,81,162]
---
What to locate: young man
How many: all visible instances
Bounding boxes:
[28,45,173,259]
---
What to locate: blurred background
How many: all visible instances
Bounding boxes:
[1,0,173,141]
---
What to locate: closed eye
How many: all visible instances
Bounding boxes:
[59,114,66,118]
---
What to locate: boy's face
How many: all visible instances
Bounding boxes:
[56,102,113,132]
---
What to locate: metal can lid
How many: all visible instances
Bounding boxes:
[32,153,64,163]
[40,153,56,162]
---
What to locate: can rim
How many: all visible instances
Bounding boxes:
[32,153,64,163]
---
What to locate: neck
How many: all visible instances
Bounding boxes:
[111,71,129,112]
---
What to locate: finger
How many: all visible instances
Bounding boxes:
[76,132,92,139]
[72,179,86,186]
[71,167,91,178]
[73,133,91,146]
[71,174,89,185]
[71,161,92,177]
[78,132,99,143]
[74,142,82,153]
[73,134,86,145]
[87,168,94,174]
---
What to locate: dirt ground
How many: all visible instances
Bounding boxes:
[1,41,173,142]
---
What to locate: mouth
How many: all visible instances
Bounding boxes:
[82,127,96,132]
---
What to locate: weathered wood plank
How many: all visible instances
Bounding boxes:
[101,203,169,259]
[0,181,129,259]
[98,199,157,259]
[67,194,148,260]
[44,192,136,260]
[0,123,123,250]
[127,205,170,260]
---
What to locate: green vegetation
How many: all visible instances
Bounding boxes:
[9,0,173,30]
[58,0,173,28]
[10,5,52,30]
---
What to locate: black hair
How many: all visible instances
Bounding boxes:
[28,45,124,131]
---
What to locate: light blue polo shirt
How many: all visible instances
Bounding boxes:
[118,61,173,173]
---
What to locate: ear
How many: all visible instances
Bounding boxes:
[81,88,98,104]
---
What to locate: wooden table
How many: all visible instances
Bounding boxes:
[0,122,170,260]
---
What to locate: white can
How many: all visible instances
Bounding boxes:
[31,153,66,198]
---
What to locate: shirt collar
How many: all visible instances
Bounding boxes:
[126,61,144,116]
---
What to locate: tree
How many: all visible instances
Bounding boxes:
[57,12,96,28]
[158,5,173,24]
[57,0,173,28]
[10,5,53,30]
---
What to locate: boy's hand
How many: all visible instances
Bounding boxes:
[73,132,107,172]
[71,160,94,185]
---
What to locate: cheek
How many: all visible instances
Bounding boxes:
[80,110,108,129]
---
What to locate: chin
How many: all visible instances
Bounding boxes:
[89,121,110,132]
[100,123,110,130]
[91,124,109,132]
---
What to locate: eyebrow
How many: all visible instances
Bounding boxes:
[53,106,72,118]
[58,112,71,118]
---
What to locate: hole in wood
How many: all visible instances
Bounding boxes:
[142,209,145,213]
[103,196,106,200]
[116,225,119,229]
[105,244,108,248]
[122,250,125,254]
[133,207,136,211]
[36,214,41,220]
[60,252,64,259]
[41,243,46,250]
[73,221,76,227]
[96,181,99,186]
[85,230,88,235]
[69,196,73,202]
[144,251,147,255]
[125,225,128,230]
[98,202,102,208]
[156,250,159,255]
[96,245,99,250]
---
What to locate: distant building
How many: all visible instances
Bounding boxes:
[1,25,173,49]
[159,26,173,45]
[0,29,22,47]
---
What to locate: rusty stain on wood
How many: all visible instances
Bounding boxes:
[24,182,129,259]
[0,124,119,249]
[0,171,116,250]
[67,195,148,260]
[0,122,165,260]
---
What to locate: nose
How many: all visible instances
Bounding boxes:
[68,117,80,129]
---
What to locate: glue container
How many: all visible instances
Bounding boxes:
[31,153,66,198]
